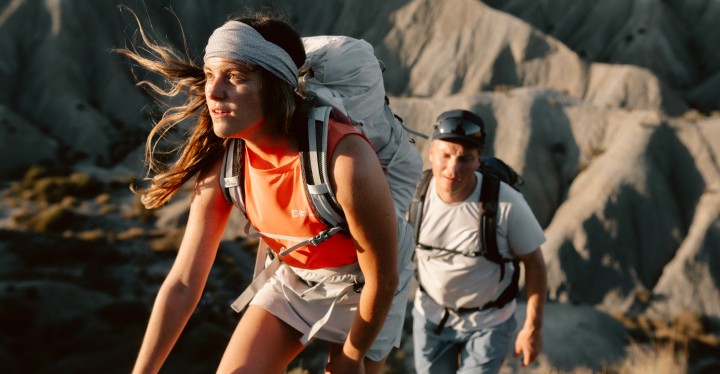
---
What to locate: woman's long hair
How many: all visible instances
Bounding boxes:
[117,10,309,209]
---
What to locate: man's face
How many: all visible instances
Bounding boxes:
[428,139,481,202]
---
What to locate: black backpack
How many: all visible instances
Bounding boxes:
[407,156,524,330]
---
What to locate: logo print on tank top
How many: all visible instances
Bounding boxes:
[291,209,309,218]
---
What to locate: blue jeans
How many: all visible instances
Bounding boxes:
[412,307,517,374]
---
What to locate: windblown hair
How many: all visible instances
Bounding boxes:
[116,10,309,209]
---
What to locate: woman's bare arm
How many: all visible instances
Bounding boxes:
[327,134,399,370]
[132,159,233,374]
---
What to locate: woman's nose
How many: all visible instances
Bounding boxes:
[206,79,225,100]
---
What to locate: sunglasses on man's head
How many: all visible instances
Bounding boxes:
[433,117,485,141]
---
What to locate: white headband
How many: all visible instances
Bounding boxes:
[204,21,298,88]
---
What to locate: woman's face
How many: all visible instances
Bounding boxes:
[204,57,266,140]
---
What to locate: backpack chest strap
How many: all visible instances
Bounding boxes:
[230,226,343,313]
[247,226,342,257]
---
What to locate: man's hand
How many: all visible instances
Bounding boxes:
[515,248,546,366]
[514,324,542,366]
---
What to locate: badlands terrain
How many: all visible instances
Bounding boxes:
[0,0,718,372]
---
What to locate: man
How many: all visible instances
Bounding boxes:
[411,109,547,373]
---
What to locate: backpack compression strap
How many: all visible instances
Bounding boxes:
[299,106,348,230]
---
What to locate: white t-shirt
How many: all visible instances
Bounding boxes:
[414,171,546,331]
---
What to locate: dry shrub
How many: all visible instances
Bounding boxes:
[8,166,104,204]
[117,227,146,240]
[74,229,107,242]
[122,197,155,223]
[611,310,720,373]
[2,193,21,208]
[95,193,111,205]
[94,192,120,214]
[653,311,704,344]
[10,207,33,226]
[99,204,119,215]
[149,228,184,252]
[13,204,81,232]
[614,343,687,374]
[60,195,77,208]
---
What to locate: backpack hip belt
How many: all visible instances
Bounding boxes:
[230,225,344,313]
[417,258,521,334]
[232,244,364,344]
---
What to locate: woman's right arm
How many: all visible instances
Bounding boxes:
[132,159,233,374]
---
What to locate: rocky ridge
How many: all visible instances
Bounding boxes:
[0,0,718,372]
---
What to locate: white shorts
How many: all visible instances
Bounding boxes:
[250,216,415,361]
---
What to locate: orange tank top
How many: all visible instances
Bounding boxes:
[244,119,369,269]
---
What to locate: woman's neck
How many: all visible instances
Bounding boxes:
[245,135,298,169]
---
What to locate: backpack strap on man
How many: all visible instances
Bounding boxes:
[479,170,519,300]
[479,172,508,280]
[299,106,348,231]
[408,169,433,243]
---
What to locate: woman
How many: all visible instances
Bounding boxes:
[120,12,411,374]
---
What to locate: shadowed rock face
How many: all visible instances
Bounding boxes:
[0,0,718,372]
[482,0,720,112]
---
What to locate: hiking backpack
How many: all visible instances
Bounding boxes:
[407,156,525,323]
[220,35,424,313]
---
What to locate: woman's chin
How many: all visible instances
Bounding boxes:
[212,124,237,139]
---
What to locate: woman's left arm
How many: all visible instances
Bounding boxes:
[330,134,399,366]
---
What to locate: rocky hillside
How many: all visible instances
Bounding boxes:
[1,0,719,372]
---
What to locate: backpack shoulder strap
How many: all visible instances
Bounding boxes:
[479,172,501,259]
[221,138,247,214]
[479,172,511,278]
[408,169,433,243]
[479,171,521,309]
[299,106,347,230]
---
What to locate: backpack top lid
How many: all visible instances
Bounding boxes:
[299,36,385,125]
[432,109,486,149]
[299,35,400,153]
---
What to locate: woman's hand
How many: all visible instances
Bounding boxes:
[325,351,365,374]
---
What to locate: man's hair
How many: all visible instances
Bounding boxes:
[436,137,483,153]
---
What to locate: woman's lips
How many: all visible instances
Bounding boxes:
[210,107,230,117]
